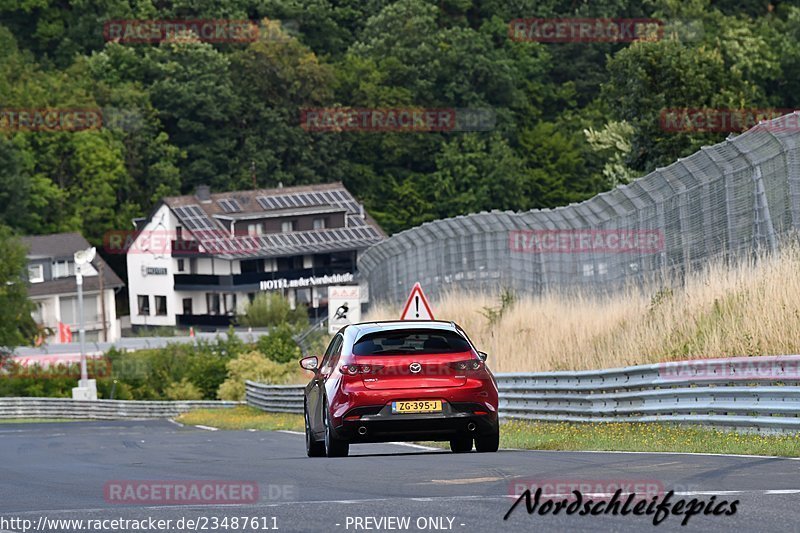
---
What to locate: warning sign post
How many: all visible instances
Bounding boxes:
[400,282,434,320]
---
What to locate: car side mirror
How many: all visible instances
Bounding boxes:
[477,351,488,362]
[300,356,319,371]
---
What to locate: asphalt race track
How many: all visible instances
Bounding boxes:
[1,420,800,533]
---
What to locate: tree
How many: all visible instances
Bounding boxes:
[239,292,309,329]
[0,226,37,348]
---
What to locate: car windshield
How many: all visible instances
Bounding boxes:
[353,330,472,356]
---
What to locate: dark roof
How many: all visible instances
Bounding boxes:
[21,232,125,295]
[161,182,386,259]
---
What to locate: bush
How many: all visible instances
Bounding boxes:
[256,324,303,363]
[217,350,301,401]
[238,293,309,329]
[165,378,204,400]
[103,337,242,401]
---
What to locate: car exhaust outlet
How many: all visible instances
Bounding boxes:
[467,422,476,432]
[358,426,368,435]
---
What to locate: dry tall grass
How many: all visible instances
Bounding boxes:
[364,248,800,373]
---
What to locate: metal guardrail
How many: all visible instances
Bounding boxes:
[0,398,241,420]
[13,329,272,357]
[245,356,800,431]
[245,381,305,413]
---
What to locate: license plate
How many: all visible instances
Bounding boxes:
[392,400,442,414]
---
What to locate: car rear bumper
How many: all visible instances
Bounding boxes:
[333,401,498,442]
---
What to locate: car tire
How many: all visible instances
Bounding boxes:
[475,432,500,453]
[449,434,473,453]
[323,407,349,457]
[305,408,326,457]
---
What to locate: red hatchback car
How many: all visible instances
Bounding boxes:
[300,320,500,457]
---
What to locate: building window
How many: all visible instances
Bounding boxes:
[176,226,183,241]
[224,293,237,315]
[138,295,151,316]
[60,295,99,324]
[183,298,193,315]
[28,264,44,283]
[206,293,221,315]
[281,220,296,233]
[52,260,73,279]
[248,223,264,236]
[155,296,168,316]
[177,259,185,272]
[313,217,326,230]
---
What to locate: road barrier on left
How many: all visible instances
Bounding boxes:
[0,397,242,419]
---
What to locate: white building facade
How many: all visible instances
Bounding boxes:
[126,182,384,330]
[23,233,124,343]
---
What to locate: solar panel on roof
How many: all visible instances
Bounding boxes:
[219,198,241,213]
[174,205,219,233]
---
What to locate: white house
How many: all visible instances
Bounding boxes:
[22,232,124,343]
[125,182,385,330]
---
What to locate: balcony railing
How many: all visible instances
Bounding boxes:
[175,314,235,328]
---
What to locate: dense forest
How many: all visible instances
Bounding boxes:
[0,0,798,242]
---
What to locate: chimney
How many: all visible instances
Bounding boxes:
[196,185,211,203]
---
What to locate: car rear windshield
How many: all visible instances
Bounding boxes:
[352,329,472,356]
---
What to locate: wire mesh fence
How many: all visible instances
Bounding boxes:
[359,113,800,304]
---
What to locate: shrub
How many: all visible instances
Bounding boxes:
[217,350,301,401]
[256,324,303,363]
[165,378,204,400]
[238,293,308,329]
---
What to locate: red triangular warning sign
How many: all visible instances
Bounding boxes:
[400,282,435,320]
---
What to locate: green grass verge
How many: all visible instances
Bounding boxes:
[175,410,800,457]
[494,420,800,457]
[0,418,77,424]
[176,406,304,432]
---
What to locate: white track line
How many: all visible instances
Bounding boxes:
[388,442,441,451]
[193,425,218,431]
[276,430,304,436]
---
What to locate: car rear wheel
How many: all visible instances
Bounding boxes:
[449,434,473,453]
[475,432,499,453]
[323,407,349,457]
[305,408,325,457]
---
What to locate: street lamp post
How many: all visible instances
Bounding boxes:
[76,266,87,387]
[72,246,96,399]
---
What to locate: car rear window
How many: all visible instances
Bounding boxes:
[352,329,472,356]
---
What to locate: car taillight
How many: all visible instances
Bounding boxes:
[450,360,482,371]
[340,364,383,375]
